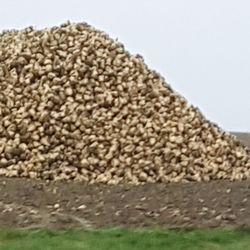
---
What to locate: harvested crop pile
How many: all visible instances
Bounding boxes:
[0,22,250,184]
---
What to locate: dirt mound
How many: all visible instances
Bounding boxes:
[0,22,249,184]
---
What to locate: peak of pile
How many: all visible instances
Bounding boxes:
[0,22,250,184]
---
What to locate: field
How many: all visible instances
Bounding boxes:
[232,132,250,147]
[2,177,250,230]
[1,228,250,250]
[0,132,249,249]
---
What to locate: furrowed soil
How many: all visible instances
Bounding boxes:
[0,133,249,230]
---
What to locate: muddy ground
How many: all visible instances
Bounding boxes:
[0,132,249,230]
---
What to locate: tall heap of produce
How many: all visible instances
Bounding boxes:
[0,22,249,184]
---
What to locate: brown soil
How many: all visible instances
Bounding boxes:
[0,133,249,230]
[1,178,250,230]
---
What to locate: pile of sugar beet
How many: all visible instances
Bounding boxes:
[0,22,249,184]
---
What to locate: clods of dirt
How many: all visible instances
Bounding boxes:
[1,177,250,229]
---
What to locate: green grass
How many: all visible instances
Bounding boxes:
[0,228,250,250]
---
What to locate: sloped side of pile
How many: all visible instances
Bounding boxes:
[0,22,249,184]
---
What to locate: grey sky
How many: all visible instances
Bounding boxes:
[0,0,249,131]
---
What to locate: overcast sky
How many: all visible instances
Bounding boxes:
[0,0,249,131]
